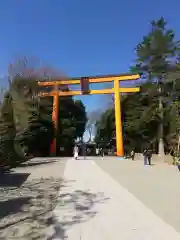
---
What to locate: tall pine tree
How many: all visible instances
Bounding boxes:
[0,92,20,167]
[133,17,180,156]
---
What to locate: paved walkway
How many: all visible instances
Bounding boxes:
[53,159,180,240]
[96,158,180,232]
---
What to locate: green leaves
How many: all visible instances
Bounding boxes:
[95,82,163,152]
[134,17,180,78]
[0,92,20,167]
[56,96,87,155]
[73,100,87,138]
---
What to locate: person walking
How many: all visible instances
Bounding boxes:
[143,148,148,165]
[96,148,99,156]
[143,147,152,165]
[100,148,104,160]
[147,148,152,165]
[131,149,135,160]
[73,145,79,160]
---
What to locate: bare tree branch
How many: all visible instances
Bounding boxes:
[8,56,67,82]
[85,110,102,142]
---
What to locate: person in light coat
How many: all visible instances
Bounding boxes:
[73,145,79,160]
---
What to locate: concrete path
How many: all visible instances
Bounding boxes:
[96,159,180,232]
[53,160,180,240]
[14,157,67,180]
[0,158,67,240]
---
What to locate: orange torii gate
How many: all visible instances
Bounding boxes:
[38,73,140,157]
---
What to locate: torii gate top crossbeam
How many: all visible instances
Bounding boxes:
[38,73,140,86]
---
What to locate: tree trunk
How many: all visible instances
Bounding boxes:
[158,85,165,157]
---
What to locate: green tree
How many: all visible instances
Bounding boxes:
[95,108,115,148]
[95,82,173,154]
[122,83,160,152]
[0,92,20,167]
[57,96,87,156]
[133,17,180,156]
[1,57,87,159]
[164,76,180,151]
[7,58,57,157]
[7,74,54,157]
[73,100,87,139]
[95,79,180,155]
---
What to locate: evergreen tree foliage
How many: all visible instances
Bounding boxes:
[0,57,88,167]
[73,100,87,139]
[132,17,180,154]
[57,96,87,156]
[0,92,20,167]
[134,17,180,78]
[95,80,180,154]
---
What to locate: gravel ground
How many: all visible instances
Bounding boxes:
[96,158,180,233]
[0,158,67,240]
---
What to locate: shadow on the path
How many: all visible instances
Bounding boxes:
[0,177,62,239]
[48,179,109,240]
[19,159,58,167]
[0,197,32,219]
[0,172,30,187]
[0,178,109,239]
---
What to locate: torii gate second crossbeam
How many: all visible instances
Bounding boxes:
[38,73,140,157]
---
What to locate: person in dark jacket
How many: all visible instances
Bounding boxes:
[147,149,152,165]
[143,148,152,165]
[143,148,148,165]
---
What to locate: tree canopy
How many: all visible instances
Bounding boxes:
[95,80,180,154]
[95,17,180,156]
[0,58,87,168]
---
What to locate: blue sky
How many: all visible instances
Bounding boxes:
[0,0,180,139]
